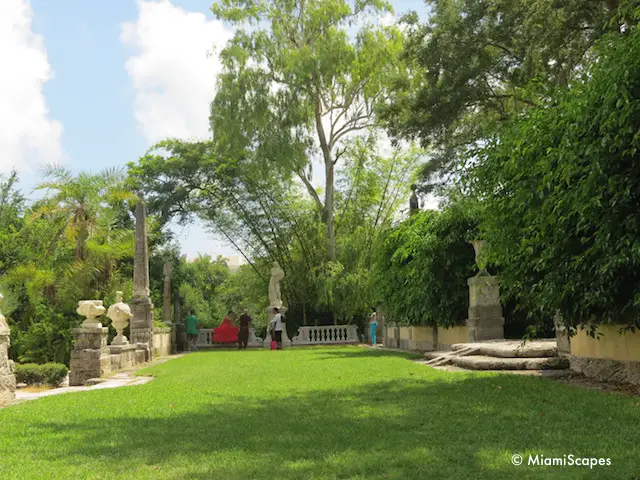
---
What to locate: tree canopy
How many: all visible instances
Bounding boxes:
[211,0,404,259]
[379,0,626,192]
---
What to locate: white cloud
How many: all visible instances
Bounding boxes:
[121,0,233,145]
[0,0,64,173]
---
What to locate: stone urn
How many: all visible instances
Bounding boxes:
[106,291,133,345]
[471,240,490,277]
[77,300,106,328]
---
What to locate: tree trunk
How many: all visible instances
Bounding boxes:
[314,92,336,261]
[75,227,87,261]
[325,162,335,260]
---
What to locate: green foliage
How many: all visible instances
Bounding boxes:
[14,362,68,387]
[211,0,404,259]
[380,0,625,192]
[374,203,479,326]
[218,263,269,328]
[470,26,640,329]
[175,255,232,327]
[0,169,154,365]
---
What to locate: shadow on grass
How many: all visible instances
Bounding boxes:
[310,347,424,361]
[21,371,640,480]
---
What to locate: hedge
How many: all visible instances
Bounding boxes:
[15,363,68,387]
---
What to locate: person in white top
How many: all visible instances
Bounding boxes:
[369,307,378,346]
[271,307,285,350]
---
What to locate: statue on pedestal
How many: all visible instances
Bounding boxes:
[107,291,133,345]
[268,263,285,309]
[409,184,419,215]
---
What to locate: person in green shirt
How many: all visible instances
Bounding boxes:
[185,311,199,351]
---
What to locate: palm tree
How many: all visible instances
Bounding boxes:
[33,165,136,261]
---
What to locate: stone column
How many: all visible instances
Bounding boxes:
[466,276,505,341]
[163,262,172,326]
[163,262,176,353]
[0,294,16,406]
[69,300,110,386]
[173,294,185,352]
[130,197,155,357]
[465,240,504,341]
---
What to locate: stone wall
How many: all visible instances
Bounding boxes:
[569,325,640,385]
[109,344,149,371]
[408,325,437,351]
[152,327,171,358]
[437,325,470,350]
[382,324,471,352]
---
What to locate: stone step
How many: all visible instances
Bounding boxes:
[423,346,477,367]
[451,355,569,371]
[451,339,558,358]
[429,365,572,378]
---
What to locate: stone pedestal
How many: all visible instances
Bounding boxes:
[263,306,291,347]
[130,296,154,358]
[247,327,261,347]
[554,312,571,356]
[465,276,505,341]
[0,317,16,406]
[69,327,111,386]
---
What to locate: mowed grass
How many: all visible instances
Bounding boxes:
[1,347,639,479]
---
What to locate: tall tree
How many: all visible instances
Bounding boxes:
[210,0,403,259]
[379,0,624,192]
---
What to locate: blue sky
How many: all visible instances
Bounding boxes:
[2,0,426,259]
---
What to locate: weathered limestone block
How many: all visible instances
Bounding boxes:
[554,312,571,356]
[69,326,111,386]
[570,356,640,386]
[0,296,16,406]
[407,325,437,352]
[130,296,154,356]
[0,338,16,406]
[466,276,505,341]
[135,348,147,365]
[383,324,399,349]
[109,344,139,371]
[152,327,171,358]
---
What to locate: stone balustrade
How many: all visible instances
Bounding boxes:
[197,329,214,347]
[294,325,358,345]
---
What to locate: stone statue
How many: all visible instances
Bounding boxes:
[409,184,419,215]
[0,293,9,336]
[107,291,133,345]
[0,292,16,406]
[268,263,285,308]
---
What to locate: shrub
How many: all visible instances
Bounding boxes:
[14,363,41,385]
[15,362,68,387]
[40,363,69,387]
[472,27,640,329]
[373,203,480,327]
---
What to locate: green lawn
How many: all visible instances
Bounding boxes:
[1,347,638,479]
